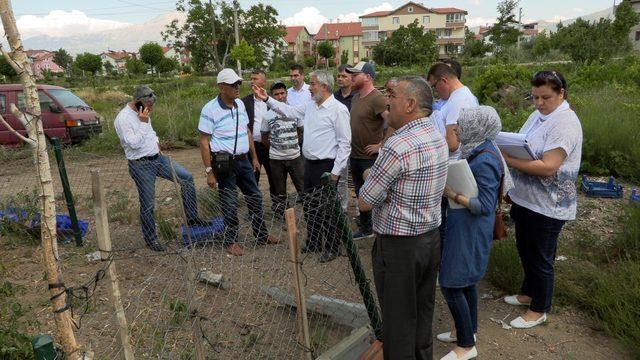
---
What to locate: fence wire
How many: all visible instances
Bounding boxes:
[0,146,379,359]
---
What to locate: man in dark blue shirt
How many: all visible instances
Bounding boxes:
[334,64,354,110]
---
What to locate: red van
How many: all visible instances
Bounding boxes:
[0,84,102,145]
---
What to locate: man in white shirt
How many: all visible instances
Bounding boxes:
[114,85,206,252]
[253,70,351,263]
[287,64,312,107]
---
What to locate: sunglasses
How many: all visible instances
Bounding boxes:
[534,71,564,89]
[224,82,241,89]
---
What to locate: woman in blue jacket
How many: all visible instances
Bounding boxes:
[437,106,508,360]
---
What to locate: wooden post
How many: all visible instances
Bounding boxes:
[91,170,134,360]
[284,208,313,360]
[168,157,205,360]
[0,2,82,358]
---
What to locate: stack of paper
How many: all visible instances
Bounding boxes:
[446,159,478,209]
[495,132,537,160]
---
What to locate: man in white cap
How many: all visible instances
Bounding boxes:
[115,85,208,252]
[198,68,279,256]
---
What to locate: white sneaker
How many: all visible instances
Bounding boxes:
[439,346,478,360]
[510,313,547,329]
[503,295,531,306]
[436,332,477,343]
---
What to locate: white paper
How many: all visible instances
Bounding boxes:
[495,131,537,160]
[446,159,478,209]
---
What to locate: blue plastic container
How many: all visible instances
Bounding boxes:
[580,175,624,198]
[630,189,640,205]
[180,216,225,247]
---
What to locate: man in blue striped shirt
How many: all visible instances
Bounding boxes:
[198,69,279,256]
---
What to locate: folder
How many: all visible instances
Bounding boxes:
[446,159,478,209]
[495,132,537,160]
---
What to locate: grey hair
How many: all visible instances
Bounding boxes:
[397,76,433,116]
[385,77,398,86]
[310,70,334,91]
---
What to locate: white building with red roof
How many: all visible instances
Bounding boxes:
[314,22,362,66]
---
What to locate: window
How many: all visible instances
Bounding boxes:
[363,31,379,42]
[362,17,379,27]
[423,16,430,24]
[17,91,56,112]
[446,13,465,23]
[444,29,452,37]
[636,31,640,41]
[408,6,414,12]
[392,17,399,25]
[0,94,5,114]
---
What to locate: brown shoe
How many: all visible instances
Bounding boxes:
[226,243,244,256]
[259,235,280,245]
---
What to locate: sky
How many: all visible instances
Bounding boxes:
[10,0,616,39]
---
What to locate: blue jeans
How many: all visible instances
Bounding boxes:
[350,158,376,232]
[440,285,478,347]
[128,155,198,245]
[511,203,566,313]
[217,158,269,246]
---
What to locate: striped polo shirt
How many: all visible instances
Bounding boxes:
[198,96,250,154]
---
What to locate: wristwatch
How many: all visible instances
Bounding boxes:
[205,166,213,175]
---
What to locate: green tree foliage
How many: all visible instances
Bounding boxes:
[53,48,73,71]
[103,61,115,75]
[229,39,256,68]
[340,50,349,66]
[303,55,316,69]
[125,57,147,76]
[74,52,102,75]
[162,0,285,73]
[532,31,551,57]
[372,20,437,66]
[317,41,335,67]
[0,57,17,80]
[139,42,165,75]
[463,28,493,58]
[157,57,179,74]
[487,0,521,52]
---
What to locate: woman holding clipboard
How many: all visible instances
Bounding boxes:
[501,71,583,329]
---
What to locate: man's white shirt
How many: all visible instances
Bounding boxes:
[114,105,159,160]
[287,83,312,107]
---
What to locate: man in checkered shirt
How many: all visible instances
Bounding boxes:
[359,76,448,360]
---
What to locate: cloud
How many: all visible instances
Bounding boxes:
[16,10,129,39]
[282,3,394,34]
[466,16,497,28]
[468,0,481,5]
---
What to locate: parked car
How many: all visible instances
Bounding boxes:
[0,84,102,146]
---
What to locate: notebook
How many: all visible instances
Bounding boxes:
[446,159,478,209]
[495,132,537,160]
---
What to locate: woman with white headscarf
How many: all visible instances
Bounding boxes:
[437,105,509,360]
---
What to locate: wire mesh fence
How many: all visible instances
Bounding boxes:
[0,145,379,359]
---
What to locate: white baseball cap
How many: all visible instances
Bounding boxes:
[216,68,242,85]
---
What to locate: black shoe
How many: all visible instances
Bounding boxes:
[353,229,374,240]
[146,242,167,252]
[187,218,212,227]
[301,245,321,253]
[318,251,339,263]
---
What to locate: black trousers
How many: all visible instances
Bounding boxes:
[372,229,440,360]
[270,157,305,217]
[303,158,339,253]
[253,141,276,210]
[350,157,377,232]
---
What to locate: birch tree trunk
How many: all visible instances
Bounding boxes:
[0,1,83,358]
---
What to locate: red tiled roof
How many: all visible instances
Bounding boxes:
[522,29,539,36]
[315,22,362,41]
[430,7,468,14]
[102,50,132,61]
[25,49,51,57]
[360,11,391,18]
[284,26,305,43]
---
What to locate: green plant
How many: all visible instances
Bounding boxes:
[169,299,187,326]
[486,237,523,294]
[0,303,35,360]
[108,190,135,224]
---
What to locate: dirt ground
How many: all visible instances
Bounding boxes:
[0,147,636,359]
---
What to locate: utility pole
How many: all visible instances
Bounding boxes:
[325,19,330,70]
[517,7,523,49]
[233,1,241,75]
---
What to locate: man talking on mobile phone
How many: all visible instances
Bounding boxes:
[114,85,209,252]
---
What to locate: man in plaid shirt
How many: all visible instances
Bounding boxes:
[359,76,448,360]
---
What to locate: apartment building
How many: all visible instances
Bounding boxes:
[631,0,640,51]
[284,26,314,61]
[314,22,362,66]
[360,1,467,59]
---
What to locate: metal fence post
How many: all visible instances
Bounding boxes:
[321,173,383,339]
[51,138,83,246]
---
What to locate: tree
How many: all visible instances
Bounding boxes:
[103,61,115,75]
[53,48,73,73]
[139,42,165,76]
[611,0,640,51]
[229,39,256,68]
[532,32,551,58]
[125,57,147,76]
[462,28,493,59]
[486,0,521,53]
[373,20,438,67]
[340,50,349,66]
[74,52,102,75]
[0,56,17,80]
[303,55,316,69]
[162,0,285,72]
[317,41,335,68]
[157,57,179,74]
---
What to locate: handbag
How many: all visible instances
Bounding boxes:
[468,148,508,240]
[212,106,239,179]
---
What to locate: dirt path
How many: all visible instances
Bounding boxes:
[0,147,634,359]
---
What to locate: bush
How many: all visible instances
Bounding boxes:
[472,65,530,103]
[486,236,523,294]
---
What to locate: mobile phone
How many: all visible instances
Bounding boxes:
[135,101,144,112]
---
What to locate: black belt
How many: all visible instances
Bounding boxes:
[133,153,159,161]
[212,152,248,161]
[305,158,335,164]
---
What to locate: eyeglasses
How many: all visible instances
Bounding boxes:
[224,82,241,89]
[533,71,564,89]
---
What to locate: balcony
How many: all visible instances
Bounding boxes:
[445,21,465,28]
[436,38,465,45]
